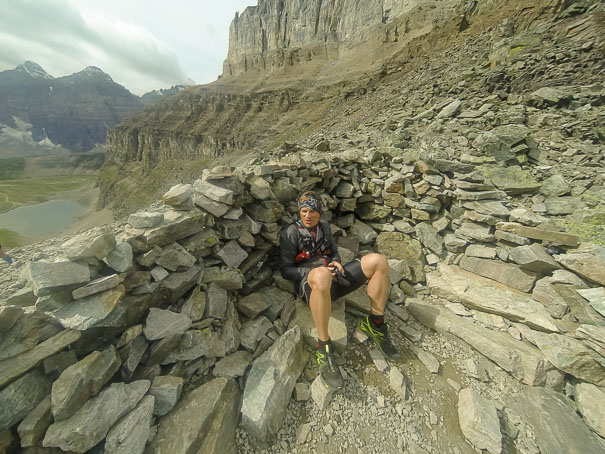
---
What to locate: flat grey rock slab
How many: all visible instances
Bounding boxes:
[17,395,52,447]
[245,200,285,223]
[458,388,502,454]
[241,326,306,441]
[128,210,206,252]
[465,358,490,382]
[501,224,580,247]
[135,245,162,267]
[72,274,123,300]
[61,229,116,261]
[388,367,408,399]
[240,316,273,353]
[105,394,155,454]
[213,351,253,378]
[181,285,206,321]
[150,265,169,281]
[162,184,193,207]
[465,244,498,259]
[408,301,553,386]
[164,329,225,363]
[310,375,334,410]
[143,308,192,341]
[506,387,605,454]
[204,282,229,319]
[25,261,91,297]
[509,243,560,273]
[258,286,294,322]
[105,242,134,273]
[149,375,183,416]
[193,193,230,217]
[217,240,248,268]
[575,382,605,438]
[127,211,164,229]
[0,329,81,388]
[577,287,605,317]
[0,369,51,431]
[51,345,121,421]
[294,383,310,401]
[459,256,538,293]
[0,308,48,361]
[43,380,150,453]
[534,332,605,386]
[201,267,244,290]
[194,179,234,204]
[52,285,125,330]
[147,377,240,454]
[411,346,440,374]
[5,287,37,307]
[349,220,378,244]
[428,264,559,332]
[237,291,273,319]
[369,348,389,372]
[161,265,202,303]
[156,242,196,271]
[415,222,443,255]
[455,222,494,242]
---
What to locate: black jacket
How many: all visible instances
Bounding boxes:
[279,219,341,288]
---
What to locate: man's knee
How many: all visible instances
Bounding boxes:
[374,253,389,271]
[308,267,333,292]
[362,253,389,275]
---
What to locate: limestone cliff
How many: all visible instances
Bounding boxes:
[223,0,460,79]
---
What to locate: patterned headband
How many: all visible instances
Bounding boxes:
[298,194,322,213]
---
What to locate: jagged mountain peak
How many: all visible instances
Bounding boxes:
[73,66,114,82]
[15,61,53,79]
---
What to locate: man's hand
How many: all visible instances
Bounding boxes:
[328,261,343,275]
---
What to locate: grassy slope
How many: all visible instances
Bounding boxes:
[0,175,97,213]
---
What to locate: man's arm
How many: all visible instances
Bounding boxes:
[279,227,308,283]
[323,221,342,264]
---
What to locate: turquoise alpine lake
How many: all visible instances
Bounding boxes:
[0,199,83,237]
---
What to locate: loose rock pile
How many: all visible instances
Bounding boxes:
[1,145,604,452]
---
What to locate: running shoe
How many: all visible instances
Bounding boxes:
[316,343,344,389]
[361,316,401,361]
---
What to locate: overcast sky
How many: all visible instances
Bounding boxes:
[0,0,257,95]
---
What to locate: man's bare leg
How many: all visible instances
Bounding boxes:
[308,267,334,341]
[360,253,400,360]
[361,253,389,315]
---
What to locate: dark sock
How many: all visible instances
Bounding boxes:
[370,314,384,326]
[318,338,332,350]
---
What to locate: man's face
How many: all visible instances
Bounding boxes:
[299,207,320,228]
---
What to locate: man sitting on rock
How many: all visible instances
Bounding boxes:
[279,191,400,390]
[0,243,12,265]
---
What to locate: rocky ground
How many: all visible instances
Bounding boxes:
[236,307,523,454]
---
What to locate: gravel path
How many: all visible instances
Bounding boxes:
[236,305,526,454]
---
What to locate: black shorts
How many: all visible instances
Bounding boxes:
[299,259,368,304]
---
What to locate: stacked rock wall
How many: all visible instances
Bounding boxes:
[1,149,604,452]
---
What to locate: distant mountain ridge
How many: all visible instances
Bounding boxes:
[0,62,185,154]
[141,85,190,107]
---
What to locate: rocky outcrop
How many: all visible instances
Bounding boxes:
[3,144,605,451]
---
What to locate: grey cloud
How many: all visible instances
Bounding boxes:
[0,0,191,94]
